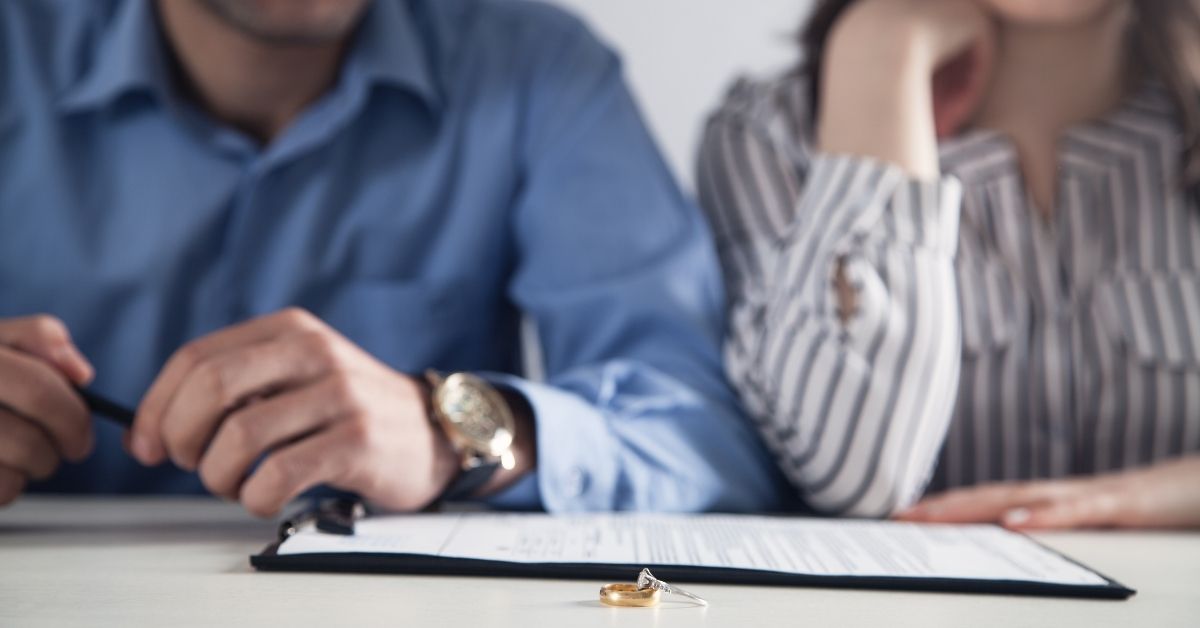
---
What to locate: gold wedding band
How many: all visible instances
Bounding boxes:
[599,583,661,607]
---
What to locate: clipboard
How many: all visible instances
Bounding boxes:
[250,502,1135,600]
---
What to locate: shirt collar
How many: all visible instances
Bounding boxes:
[346,0,441,111]
[57,0,169,113]
[58,0,441,114]
[939,82,1183,188]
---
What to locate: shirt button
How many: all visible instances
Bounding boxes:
[563,468,590,497]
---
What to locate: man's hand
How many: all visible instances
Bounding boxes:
[0,316,95,506]
[130,308,460,517]
[897,457,1200,530]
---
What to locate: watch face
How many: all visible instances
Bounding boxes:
[445,385,495,441]
[436,373,515,455]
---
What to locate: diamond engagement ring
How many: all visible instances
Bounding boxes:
[636,569,709,606]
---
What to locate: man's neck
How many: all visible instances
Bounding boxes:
[156,0,349,144]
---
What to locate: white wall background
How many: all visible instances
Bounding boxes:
[546,0,813,190]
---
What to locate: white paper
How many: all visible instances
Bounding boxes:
[276,513,1106,586]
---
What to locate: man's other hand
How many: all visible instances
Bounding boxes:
[0,315,95,506]
[131,308,459,517]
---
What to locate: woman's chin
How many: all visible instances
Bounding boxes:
[978,0,1126,27]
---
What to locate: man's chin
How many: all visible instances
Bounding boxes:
[194,0,370,46]
[221,28,354,48]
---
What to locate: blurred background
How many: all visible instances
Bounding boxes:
[546,0,812,190]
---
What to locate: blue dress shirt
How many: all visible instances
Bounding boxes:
[0,0,790,512]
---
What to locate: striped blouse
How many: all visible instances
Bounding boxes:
[698,74,1200,517]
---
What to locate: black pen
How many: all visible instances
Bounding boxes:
[75,387,136,428]
[278,497,364,541]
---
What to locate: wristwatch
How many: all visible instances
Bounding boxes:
[425,370,518,501]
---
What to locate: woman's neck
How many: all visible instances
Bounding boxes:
[974,4,1132,215]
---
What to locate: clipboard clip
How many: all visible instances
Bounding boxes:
[277,498,366,542]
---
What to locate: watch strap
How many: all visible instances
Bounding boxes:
[436,460,500,502]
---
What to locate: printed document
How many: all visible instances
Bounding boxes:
[277,513,1105,586]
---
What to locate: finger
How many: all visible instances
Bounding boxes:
[0,347,93,461]
[0,408,60,480]
[1004,492,1123,531]
[198,375,353,499]
[0,315,93,385]
[239,430,350,518]
[133,308,326,465]
[896,484,1020,522]
[157,329,346,470]
[0,465,27,507]
[897,481,1076,523]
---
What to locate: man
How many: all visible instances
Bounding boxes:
[0,0,790,516]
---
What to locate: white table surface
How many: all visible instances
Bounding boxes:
[1,497,1197,628]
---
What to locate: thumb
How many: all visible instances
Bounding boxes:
[0,315,94,386]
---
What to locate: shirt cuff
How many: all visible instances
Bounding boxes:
[801,153,963,254]
[478,373,618,513]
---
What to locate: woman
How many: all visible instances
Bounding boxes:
[699,0,1200,528]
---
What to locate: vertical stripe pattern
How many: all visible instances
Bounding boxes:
[698,77,1200,516]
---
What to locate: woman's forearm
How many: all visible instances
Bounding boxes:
[817,0,994,179]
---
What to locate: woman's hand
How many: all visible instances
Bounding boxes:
[897,457,1200,530]
[818,0,997,178]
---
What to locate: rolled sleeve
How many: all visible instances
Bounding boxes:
[699,95,966,517]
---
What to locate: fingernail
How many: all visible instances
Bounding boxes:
[131,433,154,463]
[78,361,95,384]
[1003,507,1031,526]
[53,346,93,383]
[52,346,78,369]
